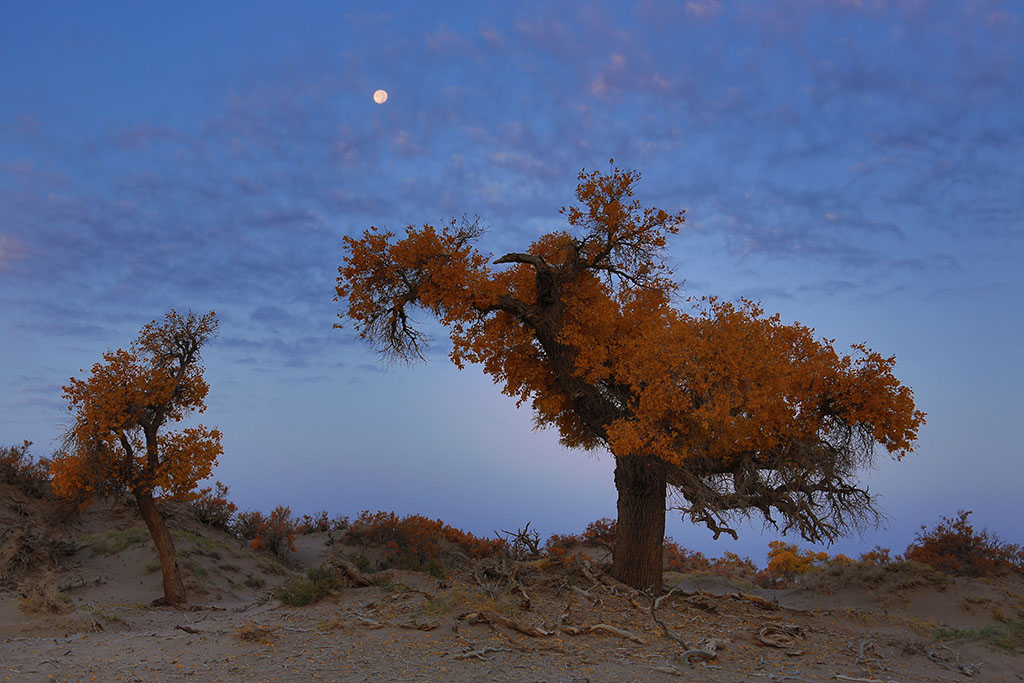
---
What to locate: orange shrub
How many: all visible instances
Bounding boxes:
[663,540,712,573]
[904,510,1024,577]
[545,518,617,553]
[859,546,894,566]
[250,505,299,560]
[298,510,349,534]
[1,441,53,498]
[344,511,504,569]
[189,481,237,530]
[757,541,830,587]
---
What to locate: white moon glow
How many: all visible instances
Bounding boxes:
[373,89,388,104]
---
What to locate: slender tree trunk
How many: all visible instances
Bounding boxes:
[135,492,187,606]
[611,455,667,593]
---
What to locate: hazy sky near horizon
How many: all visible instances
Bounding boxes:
[2,1,1021,562]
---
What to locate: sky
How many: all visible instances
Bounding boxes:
[1,1,1021,564]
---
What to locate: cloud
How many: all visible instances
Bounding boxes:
[0,233,26,271]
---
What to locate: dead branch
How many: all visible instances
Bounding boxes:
[854,639,884,666]
[453,646,510,661]
[458,611,553,637]
[681,647,718,666]
[330,559,372,587]
[568,583,602,605]
[726,591,779,611]
[559,623,645,644]
[832,675,900,683]
[926,646,980,677]
[756,624,805,648]
[650,589,694,648]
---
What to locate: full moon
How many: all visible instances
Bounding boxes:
[373,89,388,104]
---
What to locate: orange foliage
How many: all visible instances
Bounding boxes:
[250,505,299,559]
[904,510,1024,577]
[859,546,895,566]
[544,518,618,554]
[190,481,237,530]
[757,541,830,587]
[50,310,222,503]
[345,511,505,568]
[1,440,53,498]
[337,164,925,547]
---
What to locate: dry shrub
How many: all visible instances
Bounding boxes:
[859,545,895,566]
[754,541,831,588]
[249,506,299,562]
[231,509,263,542]
[1,441,53,499]
[237,619,274,643]
[904,510,1024,577]
[189,481,237,530]
[298,510,349,534]
[277,566,344,606]
[18,570,72,614]
[544,518,617,554]
[663,540,712,574]
[1,529,75,588]
[344,510,504,570]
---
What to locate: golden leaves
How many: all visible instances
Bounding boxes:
[52,310,222,502]
[336,166,924,474]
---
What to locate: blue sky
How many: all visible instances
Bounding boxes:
[2,1,1021,563]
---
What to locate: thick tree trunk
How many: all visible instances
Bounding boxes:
[611,455,667,593]
[136,492,187,606]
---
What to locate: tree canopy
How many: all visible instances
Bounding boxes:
[336,165,925,590]
[51,309,221,604]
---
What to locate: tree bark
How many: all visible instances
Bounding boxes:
[136,492,187,606]
[611,455,667,593]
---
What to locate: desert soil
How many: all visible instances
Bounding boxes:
[2,489,1023,682]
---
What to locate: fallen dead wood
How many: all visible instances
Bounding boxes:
[559,623,645,644]
[650,590,693,648]
[458,611,553,637]
[854,639,884,666]
[926,646,980,677]
[352,611,438,631]
[329,559,372,587]
[453,646,510,660]
[756,624,805,648]
[726,591,779,610]
[681,647,718,665]
[832,675,900,683]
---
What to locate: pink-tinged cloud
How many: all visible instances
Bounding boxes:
[685,0,722,19]
[479,28,506,49]
[0,233,27,271]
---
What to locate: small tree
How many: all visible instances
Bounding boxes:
[51,310,221,606]
[336,165,925,592]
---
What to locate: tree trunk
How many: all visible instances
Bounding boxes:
[611,455,667,593]
[136,492,187,606]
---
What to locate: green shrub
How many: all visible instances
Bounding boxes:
[276,566,343,607]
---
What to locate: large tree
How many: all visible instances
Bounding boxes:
[51,310,222,606]
[336,166,925,592]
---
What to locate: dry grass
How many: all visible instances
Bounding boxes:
[236,619,275,644]
[18,570,72,614]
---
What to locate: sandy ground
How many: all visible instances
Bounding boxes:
[3,489,1024,682]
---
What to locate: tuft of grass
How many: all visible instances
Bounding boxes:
[350,553,372,573]
[277,566,344,607]
[91,527,149,556]
[935,618,1024,651]
[88,605,126,625]
[143,561,161,574]
[243,573,265,589]
[237,619,274,644]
